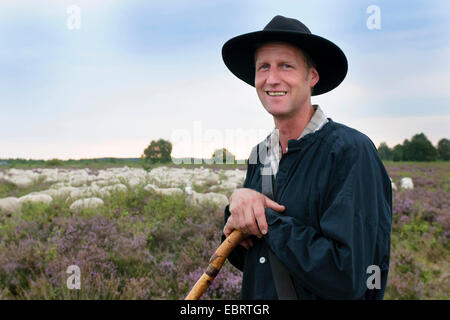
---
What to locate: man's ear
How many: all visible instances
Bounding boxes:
[308,67,319,88]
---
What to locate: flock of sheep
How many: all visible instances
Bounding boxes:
[0,166,413,216]
[0,166,246,216]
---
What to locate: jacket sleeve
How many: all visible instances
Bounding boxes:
[263,136,392,299]
[221,156,258,272]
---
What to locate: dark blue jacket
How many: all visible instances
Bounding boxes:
[222,119,392,299]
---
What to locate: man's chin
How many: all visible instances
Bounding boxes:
[265,107,290,118]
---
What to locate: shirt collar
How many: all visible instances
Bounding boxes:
[265,104,328,148]
[299,104,328,139]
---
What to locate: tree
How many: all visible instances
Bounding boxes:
[401,139,412,161]
[437,138,450,160]
[392,144,404,162]
[142,139,172,163]
[211,148,236,164]
[377,142,392,161]
[403,133,437,161]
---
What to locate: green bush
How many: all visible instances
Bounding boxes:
[377,142,393,161]
[437,138,450,160]
[142,139,172,164]
[45,159,64,167]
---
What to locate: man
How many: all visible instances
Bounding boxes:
[221,15,392,299]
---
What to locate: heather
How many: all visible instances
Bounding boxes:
[384,162,449,299]
[0,171,242,299]
[0,162,449,299]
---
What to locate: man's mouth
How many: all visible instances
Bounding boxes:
[266,91,287,96]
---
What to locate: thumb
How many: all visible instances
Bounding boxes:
[263,196,285,212]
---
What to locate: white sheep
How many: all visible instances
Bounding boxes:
[69,174,90,187]
[102,183,127,193]
[68,184,105,201]
[202,172,220,185]
[144,184,184,196]
[127,177,142,188]
[39,168,60,183]
[400,177,414,190]
[186,191,229,209]
[8,175,34,188]
[184,185,193,195]
[69,197,104,211]
[224,169,246,186]
[19,193,53,205]
[389,177,397,191]
[0,197,21,214]
[209,181,238,193]
[148,167,196,188]
[5,169,41,188]
[98,184,128,197]
[54,186,79,199]
[39,189,60,198]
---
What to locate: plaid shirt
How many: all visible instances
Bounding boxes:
[264,104,328,177]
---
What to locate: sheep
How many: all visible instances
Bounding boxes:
[4,169,40,188]
[224,169,246,186]
[389,177,397,191]
[54,186,79,199]
[92,179,111,187]
[127,176,143,188]
[184,184,193,195]
[400,177,414,190]
[39,168,60,183]
[69,173,90,187]
[144,184,184,196]
[69,197,104,211]
[98,184,128,197]
[39,189,60,198]
[0,197,21,214]
[185,191,229,209]
[201,172,220,185]
[147,166,224,189]
[8,175,34,188]
[1,167,244,215]
[209,181,238,193]
[19,193,53,205]
[69,189,94,201]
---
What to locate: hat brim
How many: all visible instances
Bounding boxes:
[222,30,348,96]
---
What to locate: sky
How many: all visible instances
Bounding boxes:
[0,0,449,160]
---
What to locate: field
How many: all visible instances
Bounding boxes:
[0,161,448,300]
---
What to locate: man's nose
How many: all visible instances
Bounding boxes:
[266,68,281,85]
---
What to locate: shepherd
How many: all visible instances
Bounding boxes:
[220,15,393,300]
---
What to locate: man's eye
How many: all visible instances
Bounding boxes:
[284,64,292,69]
[259,64,269,70]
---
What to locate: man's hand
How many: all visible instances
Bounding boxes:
[223,188,285,249]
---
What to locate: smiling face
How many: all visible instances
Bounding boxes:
[254,42,319,119]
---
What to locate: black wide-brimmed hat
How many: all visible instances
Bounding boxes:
[222,15,348,96]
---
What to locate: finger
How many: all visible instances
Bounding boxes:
[223,221,232,237]
[239,239,249,249]
[254,203,268,235]
[224,213,238,235]
[236,206,251,235]
[240,238,253,249]
[264,196,285,212]
[232,206,245,234]
[244,206,262,237]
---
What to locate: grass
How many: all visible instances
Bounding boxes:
[0,161,448,299]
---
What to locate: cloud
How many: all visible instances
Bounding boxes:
[1,0,449,160]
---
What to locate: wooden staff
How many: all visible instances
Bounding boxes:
[185,229,245,300]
